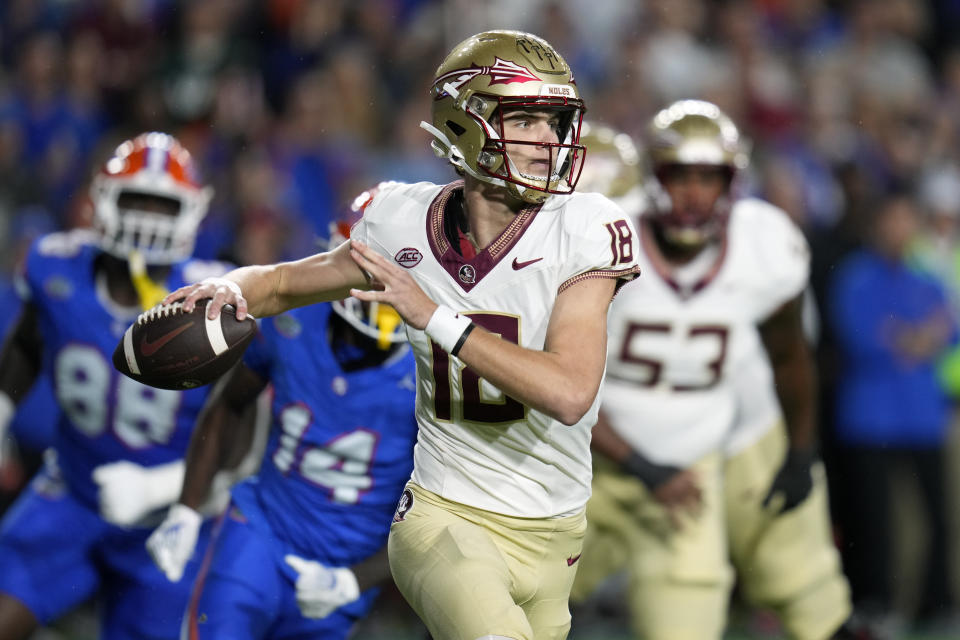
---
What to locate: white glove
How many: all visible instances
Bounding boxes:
[92,459,185,526]
[146,503,203,582]
[284,554,360,619]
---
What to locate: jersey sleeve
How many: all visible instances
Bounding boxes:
[747,201,811,321]
[18,234,68,305]
[558,194,641,296]
[349,181,406,248]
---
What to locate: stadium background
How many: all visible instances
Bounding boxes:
[2,0,960,638]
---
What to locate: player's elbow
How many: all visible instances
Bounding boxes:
[547,386,596,426]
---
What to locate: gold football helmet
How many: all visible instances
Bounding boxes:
[577,122,646,216]
[646,99,748,248]
[421,30,586,204]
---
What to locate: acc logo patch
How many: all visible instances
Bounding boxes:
[393,488,414,523]
[395,247,423,268]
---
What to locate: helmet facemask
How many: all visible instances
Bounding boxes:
[649,164,734,249]
[92,132,213,265]
[482,98,585,199]
[332,296,406,350]
[646,100,748,250]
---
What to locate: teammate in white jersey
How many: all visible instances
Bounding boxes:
[164,30,640,640]
[570,104,863,640]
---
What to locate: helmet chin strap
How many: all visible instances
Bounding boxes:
[419,118,508,188]
[127,249,170,310]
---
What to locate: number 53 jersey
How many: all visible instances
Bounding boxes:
[603,198,810,467]
[353,180,641,519]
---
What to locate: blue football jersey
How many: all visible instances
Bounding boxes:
[232,303,418,566]
[18,229,233,507]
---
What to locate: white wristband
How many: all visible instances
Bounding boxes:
[144,460,187,511]
[0,391,13,439]
[200,277,243,299]
[424,305,473,354]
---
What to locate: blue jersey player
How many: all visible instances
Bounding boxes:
[147,291,418,639]
[0,133,246,640]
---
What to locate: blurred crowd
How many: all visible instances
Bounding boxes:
[4,0,960,635]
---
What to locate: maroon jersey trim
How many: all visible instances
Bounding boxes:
[558,266,642,297]
[426,181,542,293]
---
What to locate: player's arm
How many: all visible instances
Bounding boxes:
[178,364,266,510]
[165,240,370,320]
[591,410,701,528]
[758,292,817,512]
[455,276,613,425]
[0,303,42,404]
[0,303,43,466]
[145,363,267,582]
[351,240,614,425]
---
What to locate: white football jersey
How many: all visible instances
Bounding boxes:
[353,180,640,517]
[603,198,809,467]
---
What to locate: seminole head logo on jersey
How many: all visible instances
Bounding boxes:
[458,264,477,284]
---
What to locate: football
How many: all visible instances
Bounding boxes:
[112,299,257,390]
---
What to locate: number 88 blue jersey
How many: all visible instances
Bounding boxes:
[19,230,233,509]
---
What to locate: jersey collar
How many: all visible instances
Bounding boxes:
[426,181,542,293]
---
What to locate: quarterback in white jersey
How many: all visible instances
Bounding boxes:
[571,104,859,640]
[354,180,635,518]
[167,30,639,640]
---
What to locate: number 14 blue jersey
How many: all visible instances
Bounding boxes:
[233,302,418,567]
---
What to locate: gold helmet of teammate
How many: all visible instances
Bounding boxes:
[577,121,646,216]
[646,99,749,248]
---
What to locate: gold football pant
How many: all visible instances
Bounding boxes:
[572,452,732,640]
[725,424,851,640]
[389,483,587,640]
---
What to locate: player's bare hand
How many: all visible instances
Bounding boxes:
[652,469,702,530]
[349,240,436,329]
[163,277,248,321]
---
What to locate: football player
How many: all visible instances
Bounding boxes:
[0,133,251,640]
[145,246,417,638]
[570,104,858,640]
[164,30,641,640]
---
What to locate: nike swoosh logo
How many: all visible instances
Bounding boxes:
[512,257,543,270]
[566,553,582,567]
[140,322,194,357]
